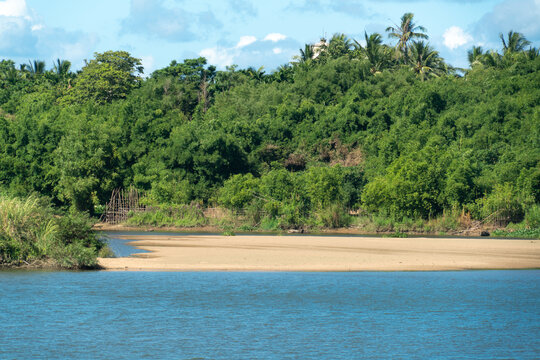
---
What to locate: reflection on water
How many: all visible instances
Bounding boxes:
[0,270,539,359]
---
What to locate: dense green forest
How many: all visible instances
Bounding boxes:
[0,14,539,237]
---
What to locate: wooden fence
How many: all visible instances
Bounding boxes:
[101,187,146,224]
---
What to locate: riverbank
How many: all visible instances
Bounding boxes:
[98,234,540,271]
[92,222,500,237]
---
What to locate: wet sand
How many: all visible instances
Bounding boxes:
[98,234,540,271]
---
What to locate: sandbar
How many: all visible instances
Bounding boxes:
[98,234,540,271]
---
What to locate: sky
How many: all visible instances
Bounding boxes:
[0,0,539,74]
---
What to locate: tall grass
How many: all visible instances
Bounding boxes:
[0,194,105,269]
[126,204,207,227]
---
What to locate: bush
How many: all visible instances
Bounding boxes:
[126,204,207,227]
[0,194,103,269]
[314,203,351,228]
[480,183,524,224]
[525,204,540,229]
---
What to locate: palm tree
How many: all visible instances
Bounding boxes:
[298,44,314,62]
[355,32,392,74]
[408,41,447,80]
[467,46,485,67]
[27,60,46,75]
[240,66,266,82]
[500,31,530,54]
[53,59,71,77]
[0,61,19,86]
[482,50,502,68]
[386,12,428,61]
[525,47,539,60]
[327,33,353,58]
[272,64,294,82]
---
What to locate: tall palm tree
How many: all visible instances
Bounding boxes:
[355,32,392,74]
[386,12,428,61]
[241,66,266,82]
[467,46,485,67]
[53,59,71,77]
[298,44,314,62]
[27,60,46,75]
[525,47,539,60]
[482,50,502,68]
[408,41,447,80]
[0,61,19,86]
[500,31,530,54]
[327,33,353,58]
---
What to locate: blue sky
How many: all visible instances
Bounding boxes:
[0,0,538,74]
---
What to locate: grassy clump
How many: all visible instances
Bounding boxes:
[492,228,540,239]
[126,204,207,227]
[0,194,107,269]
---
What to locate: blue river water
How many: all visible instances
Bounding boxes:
[0,269,539,359]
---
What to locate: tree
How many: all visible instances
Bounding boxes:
[408,41,447,80]
[27,60,46,75]
[298,44,314,63]
[386,12,428,61]
[327,33,353,59]
[467,46,485,67]
[500,31,531,54]
[0,60,19,86]
[239,66,266,82]
[355,32,393,74]
[61,51,143,105]
[53,59,71,77]
[152,57,217,116]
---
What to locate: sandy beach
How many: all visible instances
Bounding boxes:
[98,234,540,271]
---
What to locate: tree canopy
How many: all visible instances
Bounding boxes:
[0,14,538,231]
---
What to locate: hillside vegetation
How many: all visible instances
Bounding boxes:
[0,15,538,235]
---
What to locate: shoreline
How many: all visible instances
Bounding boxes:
[98,234,540,272]
[93,222,500,237]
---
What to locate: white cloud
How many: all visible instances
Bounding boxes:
[264,33,287,42]
[0,0,28,18]
[443,26,473,50]
[200,35,301,70]
[0,0,97,69]
[473,0,540,46]
[200,47,235,67]
[236,35,257,48]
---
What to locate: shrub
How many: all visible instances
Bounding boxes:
[314,203,351,228]
[480,183,524,224]
[0,194,103,268]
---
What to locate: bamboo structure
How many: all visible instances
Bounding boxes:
[101,187,145,224]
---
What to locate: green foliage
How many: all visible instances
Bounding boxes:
[479,183,524,223]
[60,51,143,105]
[382,232,409,238]
[0,21,538,233]
[0,194,104,268]
[314,203,352,228]
[126,204,206,228]
[524,204,540,229]
[218,173,259,210]
[362,149,444,219]
[492,228,540,239]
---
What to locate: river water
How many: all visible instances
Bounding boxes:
[0,236,539,359]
